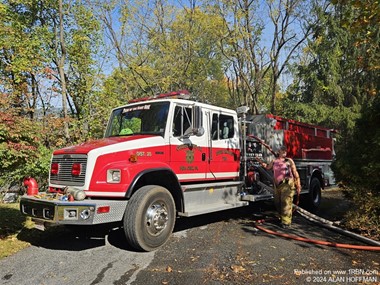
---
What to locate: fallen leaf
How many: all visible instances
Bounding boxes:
[231,265,246,273]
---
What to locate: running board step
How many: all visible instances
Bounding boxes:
[178,201,248,217]
[240,194,273,202]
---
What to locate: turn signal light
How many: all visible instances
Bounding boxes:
[97,206,110,214]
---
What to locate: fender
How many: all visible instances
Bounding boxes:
[127,166,184,213]
[89,160,173,190]
[310,168,324,190]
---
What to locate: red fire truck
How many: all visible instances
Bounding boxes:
[20,90,335,251]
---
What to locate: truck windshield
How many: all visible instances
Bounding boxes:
[105,101,170,137]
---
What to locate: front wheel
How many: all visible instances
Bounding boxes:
[123,185,176,251]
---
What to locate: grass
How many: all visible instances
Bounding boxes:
[0,202,69,259]
[0,203,33,259]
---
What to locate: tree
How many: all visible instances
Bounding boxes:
[208,0,317,114]
[0,0,103,187]
[97,1,230,106]
[332,95,380,238]
[58,0,70,141]
[50,0,102,141]
[266,0,314,114]
[285,0,379,238]
[211,0,267,113]
[1,0,102,143]
[0,0,48,119]
[0,93,50,186]
[284,0,379,133]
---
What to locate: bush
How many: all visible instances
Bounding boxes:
[343,188,380,240]
[333,95,380,239]
[0,110,52,190]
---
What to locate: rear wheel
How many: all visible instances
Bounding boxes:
[305,177,322,212]
[123,185,176,251]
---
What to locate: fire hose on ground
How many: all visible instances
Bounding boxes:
[254,204,380,251]
[247,136,380,251]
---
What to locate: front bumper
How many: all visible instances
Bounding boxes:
[20,196,128,225]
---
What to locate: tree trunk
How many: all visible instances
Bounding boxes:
[58,0,70,141]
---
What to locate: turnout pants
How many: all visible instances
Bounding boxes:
[274,178,295,225]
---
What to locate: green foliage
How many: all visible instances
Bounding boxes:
[285,1,379,238]
[88,73,128,138]
[102,5,230,108]
[333,95,380,191]
[0,95,51,186]
[332,96,380,238]
[0,0,48,118]
[0,0,103,143]
[279,99,359,137]
[343,190,380,240]
[65,2,102,120]
[333,0,380,73]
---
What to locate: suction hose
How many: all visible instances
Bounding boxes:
[293,204,380,247]
[246,135,380,250]
[254,205,380,251]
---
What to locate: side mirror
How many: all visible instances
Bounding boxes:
[192,105,204,137]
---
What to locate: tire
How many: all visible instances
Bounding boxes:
[306,177,322,212]
[123,185,176,251]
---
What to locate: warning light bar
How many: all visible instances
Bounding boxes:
[128,90,190,103]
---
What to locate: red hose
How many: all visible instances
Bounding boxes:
[248,136,379,250]
[254,219,380,251]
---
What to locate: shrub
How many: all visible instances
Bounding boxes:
[333,95,380,238]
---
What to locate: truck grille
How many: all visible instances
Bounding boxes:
[50,154,87,186]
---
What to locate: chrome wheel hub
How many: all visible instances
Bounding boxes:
[146,202,169,235]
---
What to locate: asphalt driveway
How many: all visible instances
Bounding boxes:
[1,188,379,285]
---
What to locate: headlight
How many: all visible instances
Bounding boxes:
[107,169,121,183]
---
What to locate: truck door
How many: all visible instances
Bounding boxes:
[169,104,208,182]
[208,112,240,180]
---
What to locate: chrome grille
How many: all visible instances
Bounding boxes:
[50,154,87,186]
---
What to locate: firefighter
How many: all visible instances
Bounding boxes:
[255,145,301,228]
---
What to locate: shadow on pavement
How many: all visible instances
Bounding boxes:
[16,196,356,255]
[16,203,269,252]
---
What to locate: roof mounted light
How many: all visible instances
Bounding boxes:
[236,106,250,114]
[128,90,190,103]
